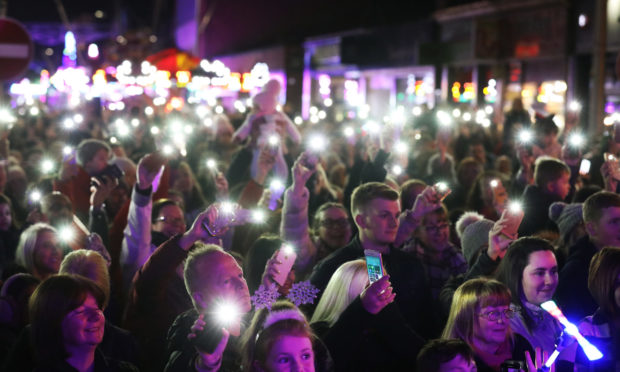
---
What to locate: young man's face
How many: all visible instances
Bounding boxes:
[355,198,400,245]
[439,354,477,372]
[152,204,186,237]
[84,149,109,176]
[547,172,570,200]
[587,206,620,249]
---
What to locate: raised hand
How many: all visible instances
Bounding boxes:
[292,152,316,192]
[90,175,119,209]
[137,152,166,190]
[360,275,396,315]
[188,313,229,372]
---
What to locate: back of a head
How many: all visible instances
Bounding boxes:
[311,259,367,326]
[183,244,225,303]
[59,249,110,308]
[400,179,427,211]
[351,182,399,216]
[244,234,283,294]
[442,278,511,344]
[533,115,558,136]
[533,157,569,188]
[588,247,620,317]
[583,191,620,224]
[417,339,475,372]
[460,218,494,266]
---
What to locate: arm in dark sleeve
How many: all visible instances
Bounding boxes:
[89,206,109,248]
[360,149,389,184]
[164,313,197,372]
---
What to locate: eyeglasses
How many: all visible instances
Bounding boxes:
[156,216,185,226]
[424,222,449,233]
[319,218,350,229]
[478,309,516,321]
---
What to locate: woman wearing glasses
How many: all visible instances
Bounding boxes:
[442,278,533,372]
[495,237,562,354]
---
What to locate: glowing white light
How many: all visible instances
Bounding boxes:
[481,118,491,128]
[196,105,208,118]
[40,159,55,173]
[452,108,461,118]
[412,106,422,116]
[206,159,217,169]
[117,124,130,137]
[214,302,240,326]
[215,105,224,114]
[435,182,448,193]
[162,144,173,155]
[145,106,154,116]
[462,112,472,121]
[294,116,303,125]
[0,108,16,123]
[220,201,235,214]
[485,106,494,115]
[391,165,403,175]
[268,135,280,147]
[395,141,408,154]
[203,118,213,127]
[364,120,380,135]
[269,179,285,192]
[569,101,581,112]
[251,209,266,223]
[343,126,355,138]
[184,125,193,135]
[153,97,166,106]
[323,98,333,107]
[282,243,295,255]
[308,134,327,152]
[578,14,587,27]
[63,118,75,129]
[436,111,452,127]
[568,133,585,148]
[318,110,327,120]
[309,106,318,115]
[110,137,118,144]
[150,126,160,135]
[131,118,140,127]
[518,129,533,143]
[414,133,422,140]
[73,114,84,124]
[87,43,99,59]
[29,190,42,203]
[490,179,499,188]
[58,225,75,243]
[29,107,40,116]
[62,146,73,156]
[310,116,319,124]
[508,201,522,213]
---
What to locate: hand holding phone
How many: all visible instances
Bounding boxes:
[364,249,384,284]
[432,182,451,202]
[500,203,524,239]
[271,244,297,286]
[579,159,591,176]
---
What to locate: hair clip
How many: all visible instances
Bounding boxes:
[250,283,280,310]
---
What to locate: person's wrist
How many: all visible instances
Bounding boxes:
[195,354,221,371]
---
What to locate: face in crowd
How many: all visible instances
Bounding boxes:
[152,204,186,237]
[355,198,400,245]
[316,206,351,250]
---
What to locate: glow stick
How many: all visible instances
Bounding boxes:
[543,350,560,369]
[541,301,603,360]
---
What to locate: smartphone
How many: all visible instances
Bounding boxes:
[302,151,319,171]
[501,204,524,239]
[579,159,591,176]
[364,249,384,284]
[273,244,297,286]
[190,320,224,354]
[500,360,524,372]
[605,152,618,162]
[433,182,451,202]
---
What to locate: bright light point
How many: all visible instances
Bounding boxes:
[162,144,173,155]
[452,108,461,118]
[251,209,266,223]
[282,243,295,255]
[310,116,319,124]
[203,118,213,127]
[364,120,380,135]
[58,225,75,243]
[485,106,494,115]
[63,118,74,129]
[309,106,318,115]
[435,182,448,193]
[29,107,40,116]
[463,112,472,121]
[392,165,403,175]
[220,202,235,214]
[214,302,239,326]
[604,116,615,126]
[344,126,354,138]
[481,118,491,128]
[206,159,217,169]
[40,159,55,173]
[569,101,581,111]
[437,111,452,127]
[276,104,282,112]
[62,146,73,156]
[508,201,522,213]
[150,126,160,135]
[578,14,587,27]
[518,130,533,143]
[395,141,408,154]
[117,125,130,137]
[308,134,327,152]
[184,125,193,134]
[269,179,285,192]
[73,114,84,124]
[323,98,333,107]
[145,106,154,116]
[87,43,99,59]
[318,110,327,120]
[490,179,499,188]
[414,133,422,140]
[196,105,208,118]
[294,116,303,125]
[110,137,118,144]
[268,135,279,147]
[29,190,42,202]
[131,118,140,127]
[569,133,585,148]
[215,105,224,114]
[412,106,422,116]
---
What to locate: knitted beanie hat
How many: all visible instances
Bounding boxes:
[549,202,583,239]
[461,219,494,266]
[455,211,485,239]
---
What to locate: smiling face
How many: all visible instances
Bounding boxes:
[262,335,315,372]
[0,203,11,231]
[61,293,105,349]
[317,207,351,250]
[418,210,450,251]
[474,305,511,345]
[521,250,558,305]
[355,198,400,245]
[33,230,63,279]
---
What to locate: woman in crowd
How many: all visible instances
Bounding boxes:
[15,223,63,281]
[466,171,509,221]
[21,275,136,371]
[0,194,20,273]
[241,300,331,372]
[495,237,562,353]
[442,277,533,372]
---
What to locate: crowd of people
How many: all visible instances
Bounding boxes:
[0,82,619,372]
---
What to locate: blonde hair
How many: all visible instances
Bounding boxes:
[442,278,512,346]
[60,249,111,308]
[15,223,57,275]
[310,260,368,326]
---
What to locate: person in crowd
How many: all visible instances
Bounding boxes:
[0,273,39,361]
[0,194,20,273]
[164,244,252,372]
[466,171,509,221]
[555,191,620,321]
[547,201,585,269]
[241,300,332,372]
[15,223,63,281]
[309,181,437,338]
[532,115,562,159]
[445,157,483,211]
[244,234,295,296]
[169,160,208,225]
[416,339,477,372]
[558,246,620,370]
[442,277,534,372]
[519,157,571,236]
[495,237,562,353]
[502,98,531,154]
[4,275,137,372]
[281,153,352,279]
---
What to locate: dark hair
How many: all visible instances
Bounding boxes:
[465,170,508,212]
[29,275,105,364]
[533,157,569,188]
[533,116,559,136]
[0,193,16,230]
[351,182,399,215]
[400,179,427,211]
[311,202,348,232]
[572,185,602,203]
[151,198,182,224]
[76,139,110,167]
[583,191,620,223]
[417,339,474,372]
[495,237,556,332]
[244,234,283,295]
[588,247,620,318]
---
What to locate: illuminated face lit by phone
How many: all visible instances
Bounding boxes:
[356,198,400,245]
[262,335,315,372]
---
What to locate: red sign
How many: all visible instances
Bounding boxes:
[0,18,33,81]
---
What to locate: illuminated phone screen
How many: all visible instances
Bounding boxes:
[365,255,383,283]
